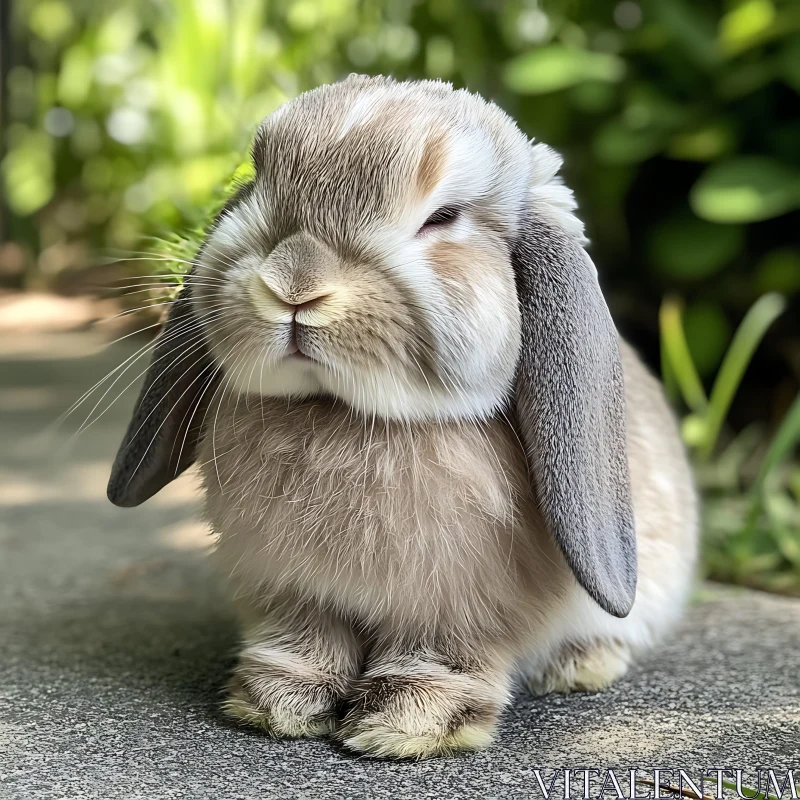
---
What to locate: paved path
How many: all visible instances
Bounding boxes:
[1,331,798,799]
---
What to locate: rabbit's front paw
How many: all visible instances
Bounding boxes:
[224,660,347,738]
[225,599,362,738]
[338,660,509,759]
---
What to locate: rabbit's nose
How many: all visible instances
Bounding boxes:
[248,275,339,326]
[293,289,338,327]
[294,291,332,314]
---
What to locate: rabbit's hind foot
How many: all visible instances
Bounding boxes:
[525,639,632,696]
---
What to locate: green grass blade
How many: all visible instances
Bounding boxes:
[753,392,800,493]
[659,296,709,414]
[703,776,783,800]
[743,391,800,532]
[699,292,786,459]
[660,323,680,404]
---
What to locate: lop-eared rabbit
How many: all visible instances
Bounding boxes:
[108,75,697,759]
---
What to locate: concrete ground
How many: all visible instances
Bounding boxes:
[1,330,798,800]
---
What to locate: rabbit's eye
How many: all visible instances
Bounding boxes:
[418,206,461,233]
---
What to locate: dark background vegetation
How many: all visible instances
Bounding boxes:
[1,0,798,591]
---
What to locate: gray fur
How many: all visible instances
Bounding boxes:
[512,218,637,618]
[106,282,220,507]
[106,182,257,507]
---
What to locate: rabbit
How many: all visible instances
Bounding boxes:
[107,74,698,759]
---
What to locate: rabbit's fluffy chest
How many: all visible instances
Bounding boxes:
[201,395,556,630]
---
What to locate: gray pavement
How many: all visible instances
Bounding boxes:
[1,330,798,800]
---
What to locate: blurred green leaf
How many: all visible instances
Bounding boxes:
[683,302,731,376]
[503,46,624,94]
[718,59,778,98]
[1,132,55,214]
[57,44,94,106]
[755,248,800,294]
[718,0,776,57]
[667,123,735,161]
[749,393,800,506]
[28,0,75,42]
[426,36,455,78]
[648,213,743,280]
[650,0,720,68]
[567,81,616,113]
[594,119,664,164]
[781,37,800,91]
[682,413,708,448]
[691,157,800,223]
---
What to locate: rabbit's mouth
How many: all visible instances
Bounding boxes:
[286,349,314,363]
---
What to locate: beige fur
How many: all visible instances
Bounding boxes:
[176,76,697,757]
[202,344,696,758]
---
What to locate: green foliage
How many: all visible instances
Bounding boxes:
[703,777,784,800]
[648,215,743,281]
[691,157,800,223]
[3,0,799,590]
[503,46,625,94]
[5,0,800,284]
[3,0,383,262]
[662,294,800,595]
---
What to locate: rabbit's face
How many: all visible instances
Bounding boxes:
[194,76,564,421]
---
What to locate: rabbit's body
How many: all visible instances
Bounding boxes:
[108,75,698,758]
[201,340,696,754]
[204,394,559,639]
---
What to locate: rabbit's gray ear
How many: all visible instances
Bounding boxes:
[107,280,220,507]
[512,219,636,618]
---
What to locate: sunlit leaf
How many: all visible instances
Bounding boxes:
[286,0,324,31]
[700,292,786,458]
[503,46,624,95]
[96,7,141,53]
[57,45,94,106]
[682,414,708,448]
[659,297,708,414]
[719,0,776,57]
[1,134,55,215]
[28,0,74,42]
[691,157,800,223]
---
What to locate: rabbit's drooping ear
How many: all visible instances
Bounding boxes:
[107,280,220,507]
[512,219,637,618]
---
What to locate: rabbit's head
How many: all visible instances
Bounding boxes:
[108,75,636,618]
[194,76,540,420]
